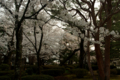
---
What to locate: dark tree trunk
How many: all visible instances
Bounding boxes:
[104,1,112,80]
[79,39,85,68]
[87,30,96,80]
[95,31,105,80]
[36,26,43,74]
[36,52,41,74]
[3,50,15,66]
[15,25,23,80]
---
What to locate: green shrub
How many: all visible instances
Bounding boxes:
[25,65,42,74]
[41,69,65,76]
[64,65,75,69]
[21,71,28,77]
[65,74,76,79]
[64,69,70,74]
[54,76,71,80]
[0,70,14,76]
[70,69,88,78]
[26,67,33,75]
[21,75,54,80]
[0,64,10,71]
[0,76,11,80]
[42,65,64,70]
[32,65,41,73]
[0,70,14,80]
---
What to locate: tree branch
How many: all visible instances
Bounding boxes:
[20,0,30,22]
[76,0,91,13]
[60,48,80,66]
[37,26,43,54]
[25,4,47,19]
[34,25,37,51]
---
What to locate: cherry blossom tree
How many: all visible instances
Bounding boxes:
[44,0,90,69]
[22,16,65,73]
[0,0,50,79]
[44,0,120,80]
[0,17,15,66]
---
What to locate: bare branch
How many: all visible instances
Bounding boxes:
[25,4,47,19]
[34,25,37,51]
[76,0,91,13]
[37,26,43,53]
[69,8,87,22]
[20,0,30,22]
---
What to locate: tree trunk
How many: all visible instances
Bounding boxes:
[104,1,112,80]
[36,26,44,74]
[104,18,112,80]
[87,30,96,80]
[37,52,41,74]
[104,35,111,80]
[4,50,15,66]
[79,39,85,68]
[15,25,23,80]
[95,31,105,80]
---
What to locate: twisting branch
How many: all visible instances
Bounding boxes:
[76,0,91,13]
[69,8,87,22]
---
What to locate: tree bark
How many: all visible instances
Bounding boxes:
[104,15,112,80]
[36,26,43,74]
[4,50,15,66]
[79,39,85,68]
[104,1,112,80]
[104,35,111,80]
[87,30,96,80]
[95,31,105,80]
[15,25,23,80]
